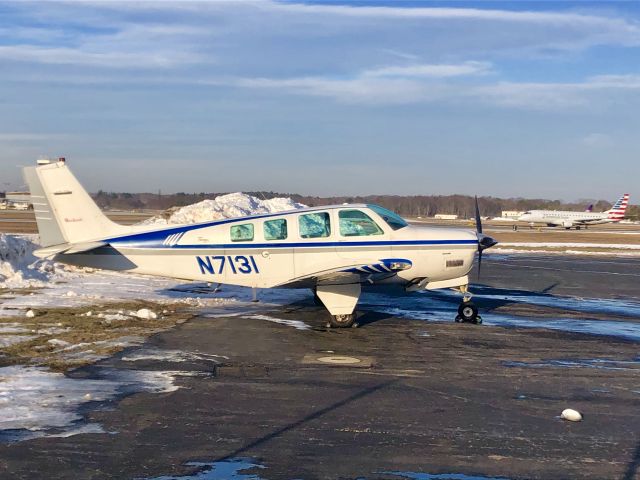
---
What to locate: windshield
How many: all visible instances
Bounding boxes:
[367,204,408,230]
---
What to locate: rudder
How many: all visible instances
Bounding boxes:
[23,160,131,247]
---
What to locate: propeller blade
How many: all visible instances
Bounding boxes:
[477,250,482,280]
[474,195,482,235]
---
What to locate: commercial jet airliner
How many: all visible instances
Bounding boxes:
[24,158,497,328]
[518,194,629,230]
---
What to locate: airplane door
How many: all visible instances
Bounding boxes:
[335,209,391,262]
[294,211,341,282]
[257,218,294,288]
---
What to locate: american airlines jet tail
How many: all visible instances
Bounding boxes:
[518,193,630,230]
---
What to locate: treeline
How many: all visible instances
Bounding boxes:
[92,190,637,219]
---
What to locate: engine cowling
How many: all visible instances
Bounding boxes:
[562,220,573,229]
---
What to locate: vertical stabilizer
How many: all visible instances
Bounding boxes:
[605,193,630,221]
[23,160,131,247]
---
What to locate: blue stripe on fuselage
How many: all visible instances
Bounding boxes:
[109,239,478,249]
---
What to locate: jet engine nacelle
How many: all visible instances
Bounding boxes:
[562,220,573,229]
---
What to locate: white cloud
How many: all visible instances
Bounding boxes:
[227,69,640,109]
[362,61,492,79]
[0,45,201,68]
[230,62,487,104]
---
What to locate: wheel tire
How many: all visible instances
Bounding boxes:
[329,313,356,328]
[457,302,479,323]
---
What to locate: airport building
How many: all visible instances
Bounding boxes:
[5,191,31,210]
[434,214,459,220]
[501,210,525,219]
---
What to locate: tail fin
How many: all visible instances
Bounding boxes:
[585,204,593,212]
[23,159,131,247]
[605,193,630,221]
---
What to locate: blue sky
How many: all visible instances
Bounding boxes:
[0,1,639,201]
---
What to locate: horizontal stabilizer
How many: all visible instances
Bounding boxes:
[34,241,108,258]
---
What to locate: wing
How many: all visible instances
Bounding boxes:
[275,258,413,288]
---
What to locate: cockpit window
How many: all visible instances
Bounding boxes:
[339,210,383,237]
[367,205,408,230]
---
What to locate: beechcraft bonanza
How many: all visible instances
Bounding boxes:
[24,158,497,328]
[518,194,630,230]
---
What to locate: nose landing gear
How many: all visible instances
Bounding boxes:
[453,285,482,324]
[455,300,482,324]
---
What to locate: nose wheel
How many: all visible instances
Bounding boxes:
[455,301,482,324]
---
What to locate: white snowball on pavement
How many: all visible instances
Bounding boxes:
[561,409,583,422]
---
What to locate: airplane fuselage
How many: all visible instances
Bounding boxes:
[518,210,613,228]
[58,205,478,291]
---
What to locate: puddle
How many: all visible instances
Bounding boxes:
[361,290,640,342]
[141,458,265,479]
[470,286,640,318]
[503,358,640,371]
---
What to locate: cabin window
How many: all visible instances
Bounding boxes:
[299,212,331,238]
[264,219,287,241]
[339,210,383,237]
[230,223,254,242]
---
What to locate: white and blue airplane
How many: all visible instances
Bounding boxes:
[24,158,497,328]
[518,194,630,230]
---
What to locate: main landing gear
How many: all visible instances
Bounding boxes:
[313,284,360,329]
[453,285,482,325]
[329,313,357,328]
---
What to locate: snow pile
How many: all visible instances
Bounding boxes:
[134,308,157,320]
[0,234,73,289]
[142,192,306,226]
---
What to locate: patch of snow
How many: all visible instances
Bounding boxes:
[121,347,228,363]
[0,234,77,289]
[47,339,71,348]
[135,308,157,320]
[499,242,640,250]
[0,365,185,440]
[141,192,306,226]
[98,313,131,321]
[243,314,311,331]
[0,335,37,347]
[0,323,29,334]
[25,310,35,318]
[491,248,640,257]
